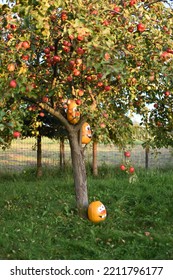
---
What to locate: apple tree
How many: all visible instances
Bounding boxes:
[0,0,173,217]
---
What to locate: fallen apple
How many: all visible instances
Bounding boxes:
[13,131,21,138]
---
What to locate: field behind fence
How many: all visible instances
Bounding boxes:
[0,137,173,172]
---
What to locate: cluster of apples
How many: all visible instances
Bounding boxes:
[120,151,135,174]
[8,40,30,89]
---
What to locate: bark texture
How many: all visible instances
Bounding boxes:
[68,129,88,218]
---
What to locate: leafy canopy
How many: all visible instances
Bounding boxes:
[0,0,173,147]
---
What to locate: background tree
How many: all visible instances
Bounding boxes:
[0,0,173,217]
[22,106,68,176]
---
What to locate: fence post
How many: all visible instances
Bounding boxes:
[37,135,42,177]
[92,141,98,176]
[145,146,149,169]
[60,137,65,170]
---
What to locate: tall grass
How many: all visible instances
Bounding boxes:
[0,166,173,260]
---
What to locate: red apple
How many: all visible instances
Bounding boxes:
[28,105,33,111]
[78,89,84,96]
[97,73,103,79]
[39,112,45,117]
[69,34,75,40]
[137,23,145,32]
[42,96,49,103]
[160,51,171,61]
[73,69,81,76]
[156,121,162,127]
[104,52,110,61]
[32,83,37,89]
[50,14,56,22]
[102,20,110,26]
[154,103,158,108]
[50,45,55,51]
[61,11,68,21]
[22,41,30,49]
[163,26,168,32]
[164,91,170,97]
[69,60,76,70]
[97,81,104,87]
[104,85,111,91]
[129,167,135,173]
[113,6,120,13]
[86,76,92,82]
[62,46,70,53]
[13,131,21,138]
[76,47,85,55]
[10,24,16,29]
[129,0,137,6]
[63,40,71,47]
[149,74,155,82]
[21,54,29,61]
[103,112,109,118]
[128,26,134,33]
[76,58,83,66]
[167,48,173,54]
[91,10,98,15]
[75,99,82,105]
[7,63,15,72]
[46,57,53,66]
[126,44,135,51]
[100,123,106,128]
[9,79,17,88]
[43,47,50,54]
[124,151,131,157]
[53,55,61,63]
[67,76,73,82]
[120,164,126,171]
[77,35,84,41]
[7,33,13,40]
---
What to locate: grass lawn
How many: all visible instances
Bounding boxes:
[0,166,173,260]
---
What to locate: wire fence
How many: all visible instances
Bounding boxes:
[0,137,173,172]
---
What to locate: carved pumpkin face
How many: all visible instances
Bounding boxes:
[82,122,92,144]
[88,201,107,223]
[67,100,80,124]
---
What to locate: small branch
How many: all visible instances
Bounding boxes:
[39,102,71,130]
[144,0,171,8]
[21,95,37,104]
[52,77,57,88]
[89,89,97,111]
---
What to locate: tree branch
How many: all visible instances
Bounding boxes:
[39,102,72,130]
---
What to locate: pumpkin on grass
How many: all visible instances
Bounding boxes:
[88,201,107,223]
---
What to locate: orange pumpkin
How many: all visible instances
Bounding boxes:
[82,122,92,144]
[67,100,80,124]
[88,201,107,223]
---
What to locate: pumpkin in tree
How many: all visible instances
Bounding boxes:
[82,122,92,144]
[67,100,80,124]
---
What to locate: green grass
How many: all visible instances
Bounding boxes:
[0,166,173,260]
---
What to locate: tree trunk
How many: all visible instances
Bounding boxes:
[92,141,98,176]
[36,134,42,177]
[60,137,65,170]
[68,129,89,218]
